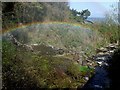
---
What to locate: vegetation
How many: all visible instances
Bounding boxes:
[2,2,119,89]
[2,2,70,29]
[2,40,94,89]
[70,9,92,23]
[26,23,100,50]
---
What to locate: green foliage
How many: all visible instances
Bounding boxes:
[79,66,90,72]
[2,2,70,29]
[70,9,91,23]
[14,2,46,23]
[2,39,94,88]
[98,22,119,43]
[2,1,120,89]
[2,41,16,63]
[96,5,120,44]
[44,2,70,21]
[10,29,30,44]
[26,23,100,54]
[80,9,91,20]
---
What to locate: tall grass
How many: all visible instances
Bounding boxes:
[2,40,94,89]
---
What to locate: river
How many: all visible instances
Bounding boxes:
[81,43,119,89]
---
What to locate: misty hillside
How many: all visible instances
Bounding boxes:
[13,23,101,51]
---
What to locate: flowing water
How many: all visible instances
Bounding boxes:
[82,44,118,89]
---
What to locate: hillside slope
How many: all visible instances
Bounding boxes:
[11,22,102,56]
[2,22,104,89]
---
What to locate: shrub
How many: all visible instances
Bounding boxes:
[10,29,30,44]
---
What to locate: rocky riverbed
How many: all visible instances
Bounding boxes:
[82,43,119,89]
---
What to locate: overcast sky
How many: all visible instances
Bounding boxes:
[69,0,118,18]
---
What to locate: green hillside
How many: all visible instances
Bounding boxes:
[2,2,119,89]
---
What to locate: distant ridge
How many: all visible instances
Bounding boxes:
[88,17,106,23]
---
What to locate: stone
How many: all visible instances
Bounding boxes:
[31,44,38,46]
[85,77,89,80]
[108,50,114,53]
[94,85,102,88]
[97,61,103,66]
[97,52,105,55]
[48,44,54,48]
[96,56,106,61]
[103,62,109,66]
[96,48,107,53]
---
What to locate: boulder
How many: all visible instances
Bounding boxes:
[96,61,103,66]
[85,77,89,80]
[95,56,106,61]
[96,47,107,53]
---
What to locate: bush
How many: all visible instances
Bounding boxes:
[10,29,30,44]
[2,39,94,89]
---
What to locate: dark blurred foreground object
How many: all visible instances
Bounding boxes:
[108,47,120,89]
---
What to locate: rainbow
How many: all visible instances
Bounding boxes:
[1,21,93,35]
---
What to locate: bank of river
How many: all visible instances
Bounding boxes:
[81,43,119,89]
